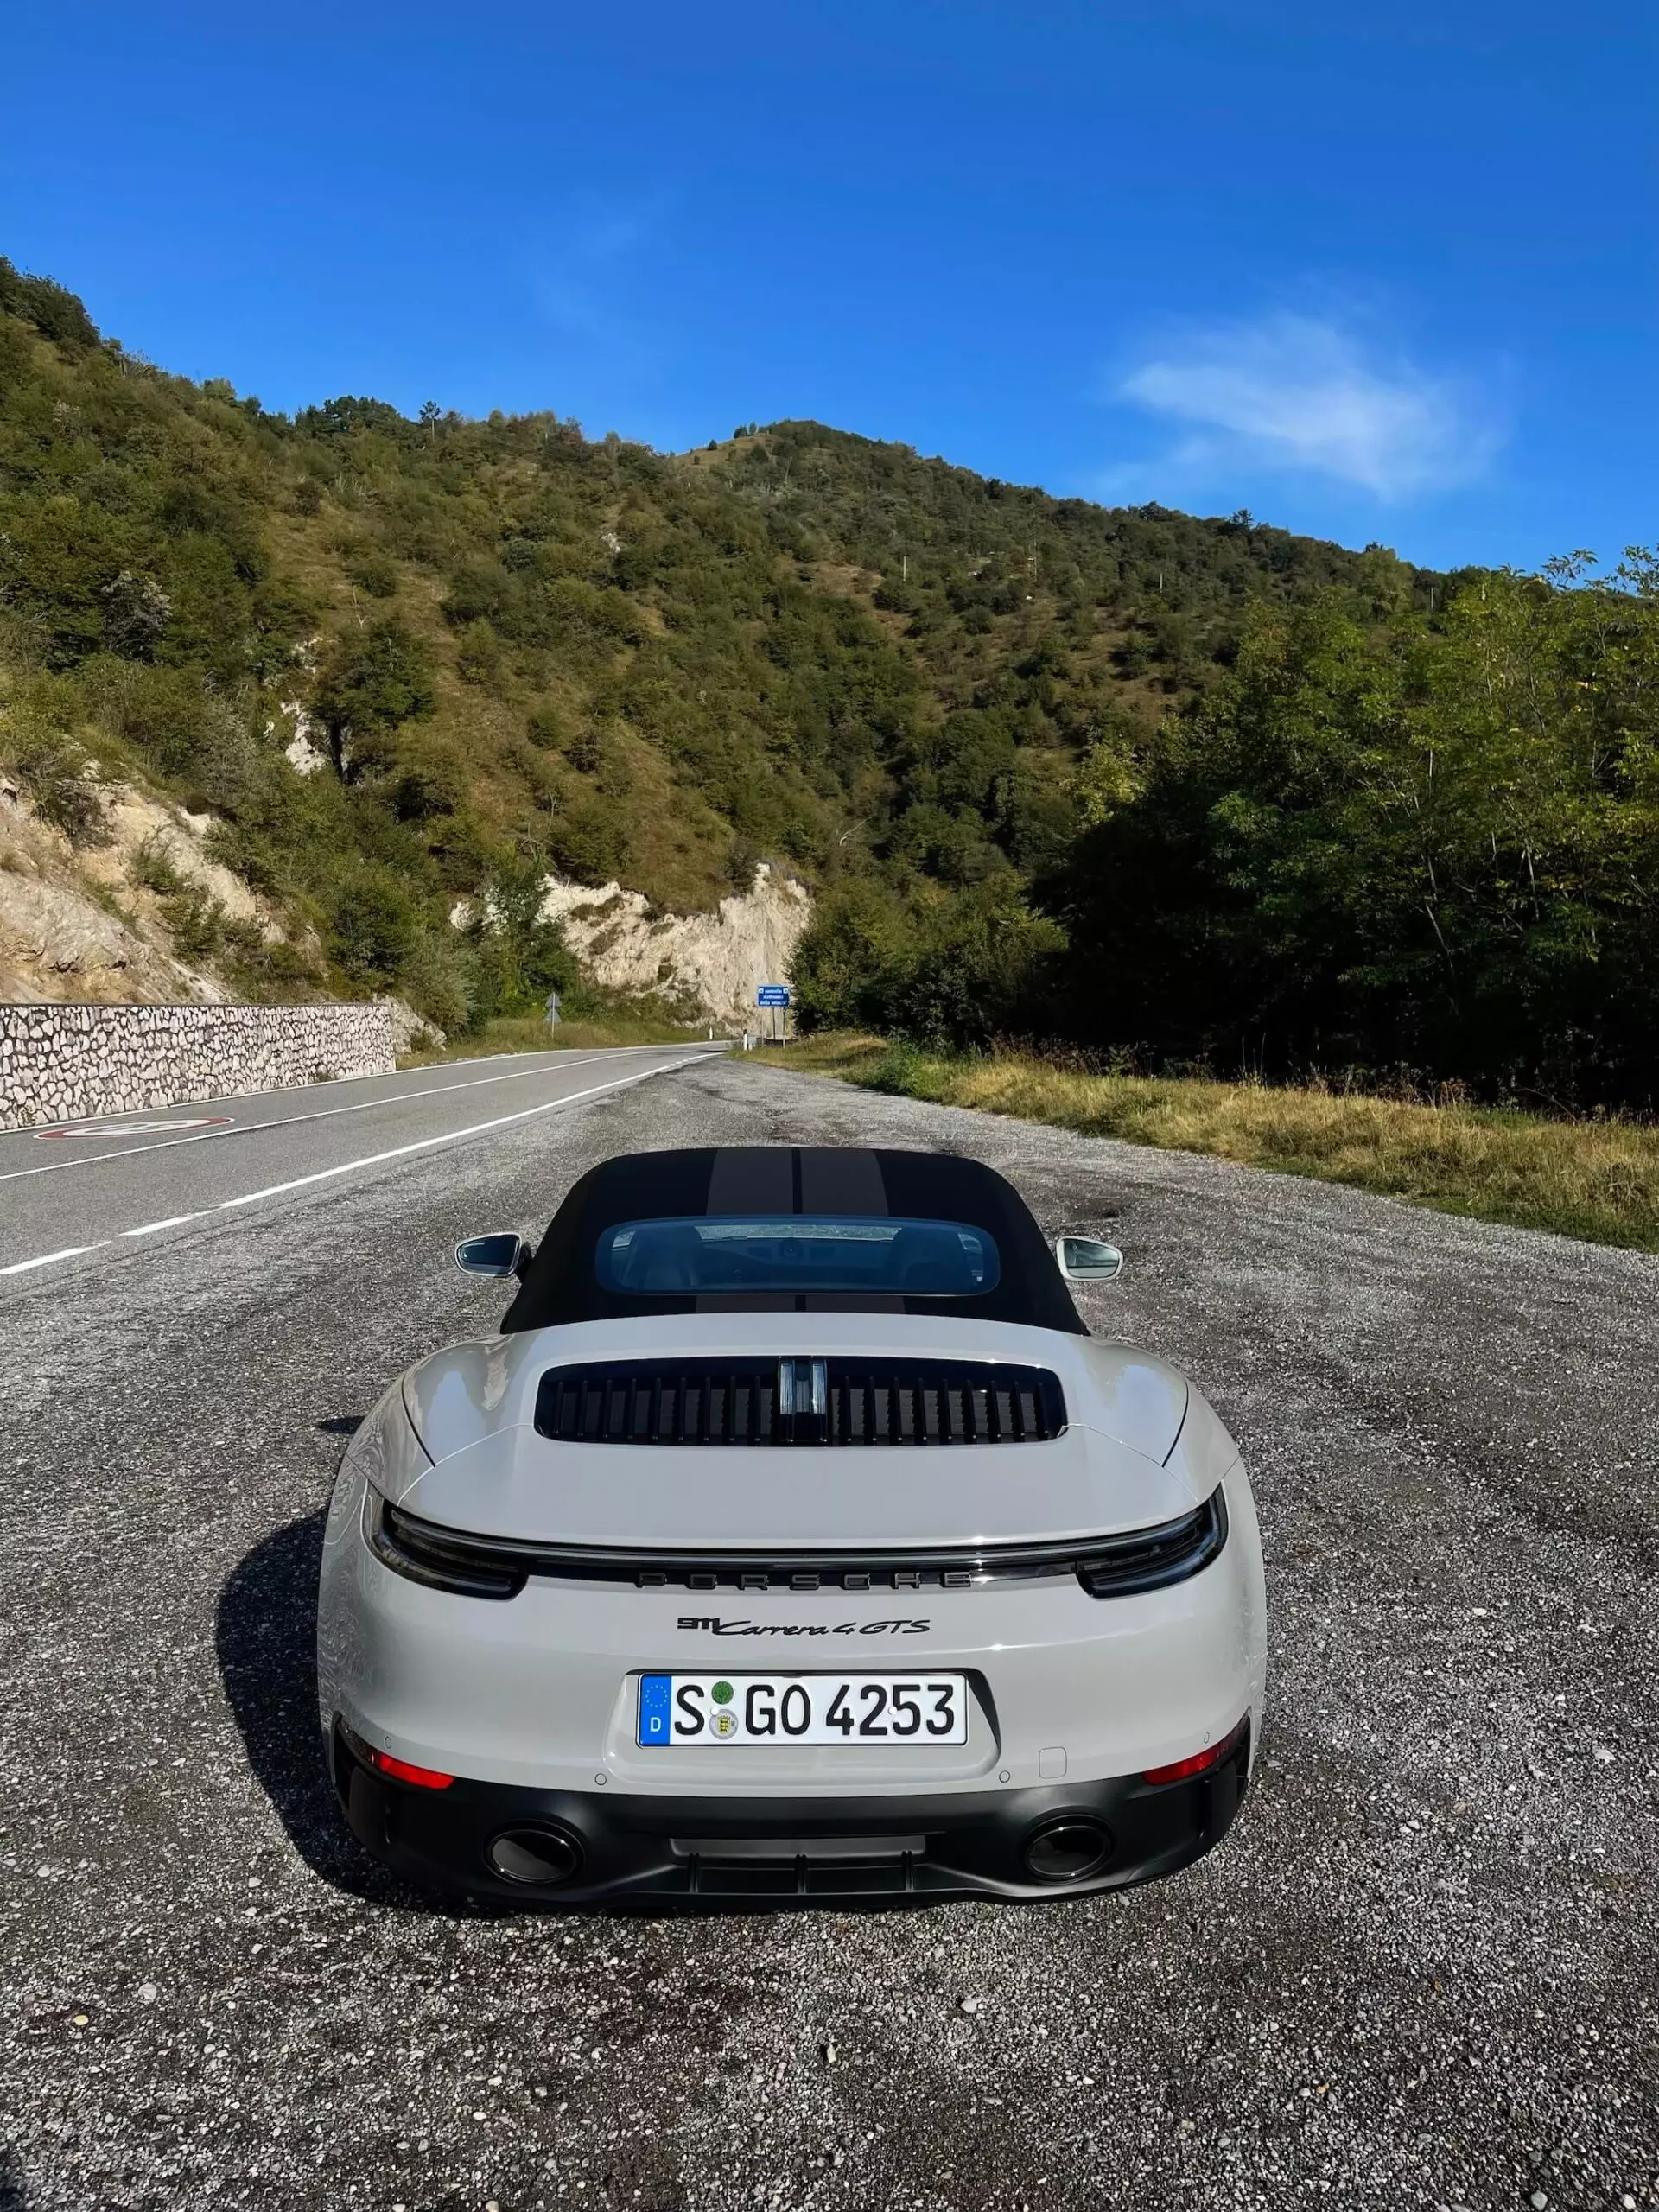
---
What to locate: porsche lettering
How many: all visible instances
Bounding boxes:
[640,1567,969,1592]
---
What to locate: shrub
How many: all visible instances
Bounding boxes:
[202,817,283,897]
[130,833,188,897]
[338,543,400,599]
[101,571,172,659]
[524,701,569,748]
[0,688,111,845]
[397,923,472,1033]
[454,619,507,690]
[0,257,99,349]
[460,858,581,1026]
[310,618,436,775]
[886,881,1066,1046]
[794,877,1064,1046]
[328,867,420,988]
[723,838,760,893]
[83,660,258,813]
[216,917,321,1001]
[545,799,627,886]
[85,660,210,776]
[160,887,227,964]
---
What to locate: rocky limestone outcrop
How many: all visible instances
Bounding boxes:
[0,780,220,1004]
[85,785,271,928]
[1,874,173,994]
[375,995,445,1055]
[539,862,810,1028]
[0,768,299,1005]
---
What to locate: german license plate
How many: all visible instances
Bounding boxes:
[637,1673,968,1747]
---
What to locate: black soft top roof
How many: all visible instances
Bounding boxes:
[500,1146,1086,1335]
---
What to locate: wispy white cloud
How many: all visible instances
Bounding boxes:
[1110,312,1506,503]
[526,194,668,355]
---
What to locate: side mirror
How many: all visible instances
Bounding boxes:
[454,1232,531,1281]
[1056,1235,1124,1284]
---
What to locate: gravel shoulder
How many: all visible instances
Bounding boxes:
[1,1054,1655,2212]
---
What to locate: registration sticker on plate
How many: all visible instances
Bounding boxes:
[638,1673,968,1747]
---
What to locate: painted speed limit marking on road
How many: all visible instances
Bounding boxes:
[33,1116,232,1141]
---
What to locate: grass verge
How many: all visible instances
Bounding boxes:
[397,1011,708,1069]
[758,1033,1659,1252]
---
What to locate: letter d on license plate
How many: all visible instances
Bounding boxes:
[638,1673,968,1746]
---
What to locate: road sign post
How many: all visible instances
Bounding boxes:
[757,983,790,1045]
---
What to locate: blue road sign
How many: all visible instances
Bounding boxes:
[757,985,791,1007]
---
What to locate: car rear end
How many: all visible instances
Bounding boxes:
[319,1319,1266,1907]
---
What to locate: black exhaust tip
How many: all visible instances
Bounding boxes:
[487,1825,583,1887]
[1022,1817,1112,1884]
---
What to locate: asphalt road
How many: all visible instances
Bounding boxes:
[1,1051,1655,2212]
[0,1046,717,1273]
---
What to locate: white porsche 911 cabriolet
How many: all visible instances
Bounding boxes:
[317,1146,1266,1907]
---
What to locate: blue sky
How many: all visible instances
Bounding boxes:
[3,0,1652,571]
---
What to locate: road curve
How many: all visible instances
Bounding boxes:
[0,1043,716,1274]
[0,1050,1654,2212]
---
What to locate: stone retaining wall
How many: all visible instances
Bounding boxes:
[0,1002,398,1130]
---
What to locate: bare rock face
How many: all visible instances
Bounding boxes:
[539,863,810,1028]
[0,766,296,1006]
[0,871,219,1003]
[81,786,271,929]
[375,995,446,1054]
[3,874,137,977]
[0,791,217,1005]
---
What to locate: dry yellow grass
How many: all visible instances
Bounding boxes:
[762,1034,1659,1251]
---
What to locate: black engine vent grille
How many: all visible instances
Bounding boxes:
[533,1358,1066,1447]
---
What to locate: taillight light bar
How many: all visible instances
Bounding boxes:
[366,1492,525,1599]
[1076,1487,1228,1598]
[1142,1713,1249,1788]
[340,1719,454,1790]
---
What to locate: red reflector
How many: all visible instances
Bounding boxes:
[1142,1715,1247,1789]
[367,1746,454,1791]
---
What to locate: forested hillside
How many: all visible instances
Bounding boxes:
[3,257,1656,1103]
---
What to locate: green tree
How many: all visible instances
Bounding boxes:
[329,867,420,988]
[462,855,580,1021]
[310,618,435,778]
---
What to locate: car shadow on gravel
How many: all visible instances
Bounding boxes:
[214,1507,927,1928]
[215,1507,454,1916]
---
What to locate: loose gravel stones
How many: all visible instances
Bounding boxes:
[0,1053,1655,2209]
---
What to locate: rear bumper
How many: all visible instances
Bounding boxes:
[330,1716,1251,1909]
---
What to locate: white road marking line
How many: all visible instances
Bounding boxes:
[0,1047,696,1186]
[0,1244,107,1277]
[0,1054,705,1283]
[210,1061,696,1211]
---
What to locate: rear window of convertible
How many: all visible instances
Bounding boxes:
[594,1215,1001,1298]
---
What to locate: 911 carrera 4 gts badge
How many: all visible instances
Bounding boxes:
[677,1615,931,1637]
